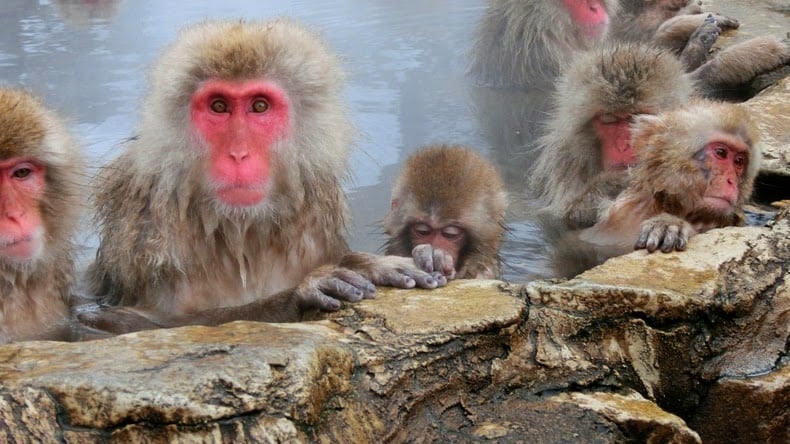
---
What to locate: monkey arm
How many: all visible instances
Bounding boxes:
[564,171,629,229]
[691,37,790,98]
[653,13,737,55]
[678,14,721,71]
[635,213,696,253]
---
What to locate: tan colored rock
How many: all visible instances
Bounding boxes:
[744,76,790,177]
[0,220,786,442]
[558,391,701,444]
[690,361,790,444]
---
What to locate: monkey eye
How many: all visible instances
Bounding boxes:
[11,165,33,180]
[597,114,619,124]
[733,154,746,168]
[412,223,433,237]
[210,99,229,113]
[251,98,269,113]
[714,146,728,159]
[442,226,463,241]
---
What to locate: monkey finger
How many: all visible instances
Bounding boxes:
[676,225,693,251]
[660,225,681,253]
[298,286,342,312]
[373,268,418,289]
[329,268,377,299]
[317,276,368,302]
[431,249,456,280]
[401,268,443,289]
[430,271,448,287]
[635,226,656,250]
[412,244,436,273]
[644,226,667,253]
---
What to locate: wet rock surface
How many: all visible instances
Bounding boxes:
[0,218,787,442]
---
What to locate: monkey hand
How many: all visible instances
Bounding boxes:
[411,244,457,280]
[292,265,378,313]
[339,252,448,289]
[708,13,739,30]
[635,214,696,253]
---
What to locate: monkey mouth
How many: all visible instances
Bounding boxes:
[703,195,735,210]
[215,186,266,207]
[0,235,40,262]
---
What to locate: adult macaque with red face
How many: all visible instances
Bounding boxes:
[83,19,442,334]
[470,0,619,87]
[383,145,508,279]
[528,43,693,228]
[0,88,88,343]
[581,100,760,253]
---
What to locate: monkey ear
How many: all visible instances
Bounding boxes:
[391,198,400,211]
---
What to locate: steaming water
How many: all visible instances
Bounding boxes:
[0,0,558,283]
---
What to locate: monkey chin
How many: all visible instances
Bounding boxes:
[0,233,43,266]
[216,187,266,207]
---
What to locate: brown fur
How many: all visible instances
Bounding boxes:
[610,0,703,43]
[383,145,508,279]
[87,19,354,316]
[469,0,620,87]
[0,88,85,343]
[692,36,790,99]
[583,100,761,251]
[528,43,693,228]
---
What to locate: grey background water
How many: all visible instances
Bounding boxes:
[0,0,553,282]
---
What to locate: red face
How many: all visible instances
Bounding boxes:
[560,0,610,39]
[190,79,291,207]
[409,222,466,266]
[699,139,749,211]
[593,113,638,170]
[0,157,45,263]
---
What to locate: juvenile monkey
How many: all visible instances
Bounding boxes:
[581,100,761,253]
[0,88,86,343]
[84,19,442,334]
[383,145,508,279]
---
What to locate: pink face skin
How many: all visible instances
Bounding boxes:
[190,79,291,207]
[409,222,467,266]
[560,0,610,39]
[593,113,638,170]
[0,157,46,263]
[700,139,749,211]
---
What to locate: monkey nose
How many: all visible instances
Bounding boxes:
[229,149,249,162]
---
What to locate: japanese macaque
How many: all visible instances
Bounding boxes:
[83,19,442,334]
[581,100,760,253]
[528,43,693,229]
[383,145,508,279]
[469,0,619,87]
[0,88,85,343]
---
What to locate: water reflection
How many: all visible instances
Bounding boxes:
[0,0,559,283]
